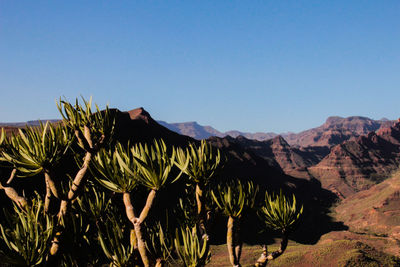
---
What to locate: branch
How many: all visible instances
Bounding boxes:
[255,232,289,267]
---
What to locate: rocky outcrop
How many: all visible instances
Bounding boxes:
[218,135,329,179]
[283,116,393,147]
[309,121,400,197]
[159,116,393,148]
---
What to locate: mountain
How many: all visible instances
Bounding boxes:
[157,121,224,140]
[158,120,277,141]
[113,109,342,242]
[3,116,393,148]
[222,135,329,179]
[3,107,400,260]
[283,116,393,147]
[0,119,59,127]
[224,131,278,141]
[113,108,195,147]
[309,120,400,198]
[335,169,400,242]
[159,116,394,148]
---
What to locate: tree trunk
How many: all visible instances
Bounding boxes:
[51,151,92,256]
[255,232,288,267]
[67,151,92,200]
[0,169,27,208]
[123,192,151,267]
[44,170,60,214]
[44,175,51,213]
[234,219,242,264]
[138,189,156,222]
[57,151,92,219]
[227,216,237,266]
[44,170,59,199]
[130,228,138,250]
[155,258,165,267]
[0,183,27,208]
[196,184,208,238]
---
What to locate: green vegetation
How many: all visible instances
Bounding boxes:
[0,97,303,266]
[255,190,303,267]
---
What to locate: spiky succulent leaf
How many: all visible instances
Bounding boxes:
[76,183,112,221]
[211,180,258,218]
[0,128,5,147]
[174,226,210,267]
[91,143,137,193]
[57,97,115,151]
[145,221,174,262]
[259,190,303,233]
[97,214,134,267]
[0,122,73,177]
[175,140,223,186]
[130,139,180,190]
[0,195,54,266]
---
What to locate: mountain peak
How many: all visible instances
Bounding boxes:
[127,107,152,123]
[325,116,345,125]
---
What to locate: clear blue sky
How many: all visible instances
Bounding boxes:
[1,1,399,133]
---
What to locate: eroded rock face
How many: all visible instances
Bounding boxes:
[309,121,400,198]
[335,171,400,240]
[159,116,393,146]
[283,116,393,147]
[222,135,329,179]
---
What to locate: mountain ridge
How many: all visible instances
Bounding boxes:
[159,116,394,147]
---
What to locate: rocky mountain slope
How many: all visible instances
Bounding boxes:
[158,120,277,141]
[335,169,400,241]
[159,116,393,148]
[284,116,393,147]
[220,135,329,179]
[157,121,225,140]
[309,120,400,198]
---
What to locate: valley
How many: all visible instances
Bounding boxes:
[1,109,400,266]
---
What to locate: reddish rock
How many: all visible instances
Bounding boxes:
[309,122,400,197]
[283,116,393,147]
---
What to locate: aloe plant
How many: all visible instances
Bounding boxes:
[98,213,135,267]
[127,139,183,267]
[175,140,222,239]
[145,221,174,267]
[211,180,257,267]
[0,122,73,212]
[0,195,54,266]
[174,225,211,267]
[50,97,115,256]
[56,97,115,220]
[92,143,137,194]
[76,181,113,223]
[254,190,303,267]
[92,139,182,267]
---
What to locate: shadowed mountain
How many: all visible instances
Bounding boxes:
[309,120,400,198]
[220,135,330,179]
[206,135,345,244]
[113,108,195,146]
